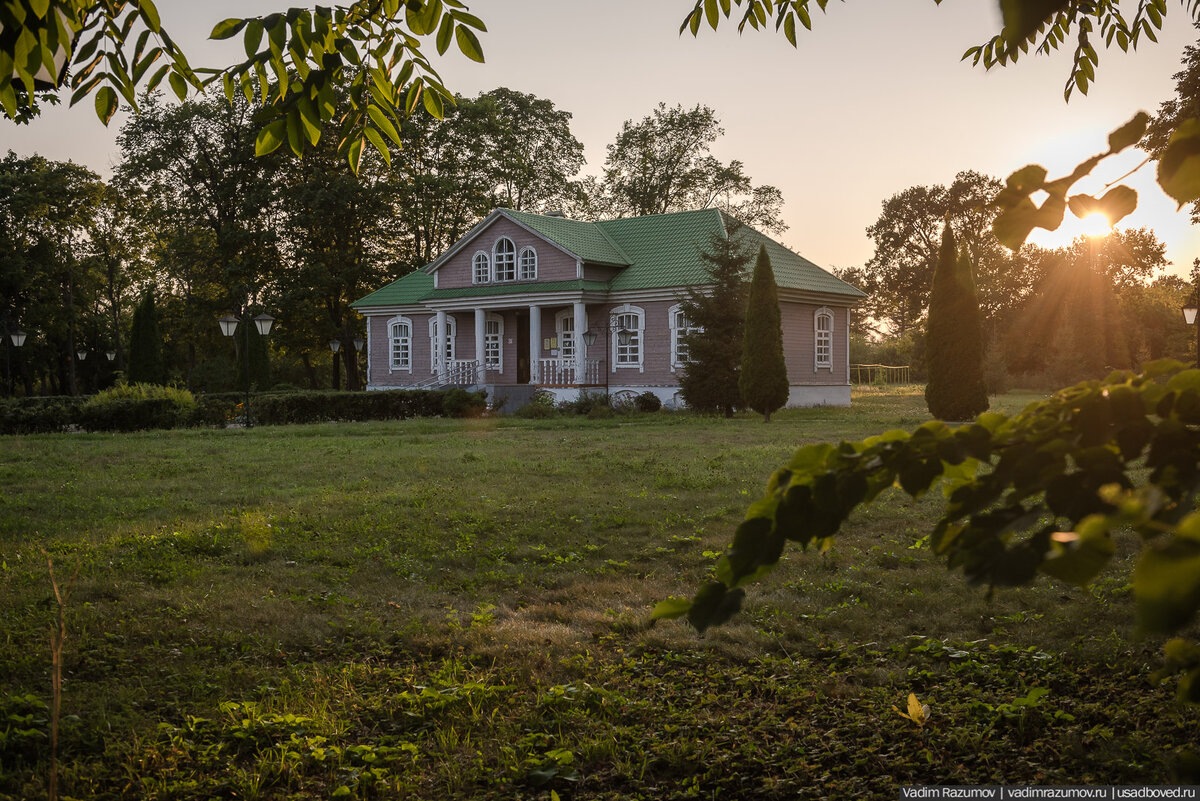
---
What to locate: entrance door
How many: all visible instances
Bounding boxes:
[517,311,530,383]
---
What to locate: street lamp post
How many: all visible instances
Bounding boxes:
[4,326,27,397]
[581,317,632,397]
[330,335,367,390]
[219,312,276,427]
[1183,293,1200,369]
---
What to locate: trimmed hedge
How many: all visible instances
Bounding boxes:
[0,388,488,434]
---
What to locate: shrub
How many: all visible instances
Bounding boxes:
[0,396,84,434]
[586,404,614,419]
[442,388,487,418]
[559,391,609,415]
[635,391,663,412]
[739,245,789,422]
[78,384,197,432]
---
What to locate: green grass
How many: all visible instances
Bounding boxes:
[1,387,1194,799]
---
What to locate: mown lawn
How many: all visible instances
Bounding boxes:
[1,386,1195,800]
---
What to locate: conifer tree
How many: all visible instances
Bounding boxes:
[126,291,166,385]
[678,224,752,417]
[925,222,989,420]
[739,244,789,422]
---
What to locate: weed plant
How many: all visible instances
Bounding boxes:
[0,388,1193,799]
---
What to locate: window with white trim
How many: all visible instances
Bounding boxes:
[484,314,503,371]
[668,304,699,370]
[494,237,516,282]
[472,251,490,284]
[518,246,537,280]
[612,304,644,370]
[428,315,456,372]
[815,307,834,370]
[555,309,575,360]
[389,316,412,371]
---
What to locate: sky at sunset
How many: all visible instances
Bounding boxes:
[3,1,1198,277]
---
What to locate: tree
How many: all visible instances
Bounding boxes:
[924,223,989,421]
[276,117,398,391]
[116,92,284,387]
[858,171,1038,338]
[127,290,165,385]
[678,220,752,416]
[1144,36,1200,226]
[0,151,104,395]
[483,87,586,214]
[739,245,789,422]
[598,103,786,233]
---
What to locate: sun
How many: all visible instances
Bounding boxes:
[1026,209,1113,250]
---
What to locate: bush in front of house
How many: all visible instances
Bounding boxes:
[0,387,489,434]
[634,391,663,412]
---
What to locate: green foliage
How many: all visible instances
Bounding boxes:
[634,391,663,413]
[924,224,989,421]
[441,387,487,418]
[0,1,489,172]
[597,103,786,234]
[235,319,271,392]
[0,396,84,434]
[126,291,165,386]
[739,245,789,422]
[679,223,751,416]
[79,383,196,432]
[665,360,1200,700]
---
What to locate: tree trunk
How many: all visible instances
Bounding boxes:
[301,353,318,390]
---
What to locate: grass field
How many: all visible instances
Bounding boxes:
[1,386,1196,799]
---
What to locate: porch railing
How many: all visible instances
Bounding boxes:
[537,358,601,386]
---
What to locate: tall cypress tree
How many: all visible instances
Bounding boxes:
[678,224,752,417]
[127,291,166,385]
[925,222,989,420]
[739,244,789,422]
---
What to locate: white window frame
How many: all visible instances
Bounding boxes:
[484,313,503,372]
[494,237,516,282]
[668,303,699,372]
[611,303,644,372]
[815,306,834,371]
[518,246,537,281]
[472,251,490,284]
[428,315,457,373]
[555,308,576,361]
[387,315,413,373]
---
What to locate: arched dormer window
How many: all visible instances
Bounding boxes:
[494,237,516,282]
[814,307,834,370]
[472,251,490,284]
[388,315,413,372]
[518,246,537,280]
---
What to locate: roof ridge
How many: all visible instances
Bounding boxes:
[589,220,634,265]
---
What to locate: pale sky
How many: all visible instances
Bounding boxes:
[3,1,1198,277]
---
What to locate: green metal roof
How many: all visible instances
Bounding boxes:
[595,209,865,297]
[351,269,433,308]
[504,209,630,266]
[353,208,865,308]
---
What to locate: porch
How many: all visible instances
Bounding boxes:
[431,357,605,389]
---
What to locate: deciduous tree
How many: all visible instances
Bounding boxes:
[599,103,786,234]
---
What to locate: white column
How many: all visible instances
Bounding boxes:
[573,301,588,384]
[435,309,447,380]
[474,307,486,385]
[365,319,372,389]
[529,305,541,384]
